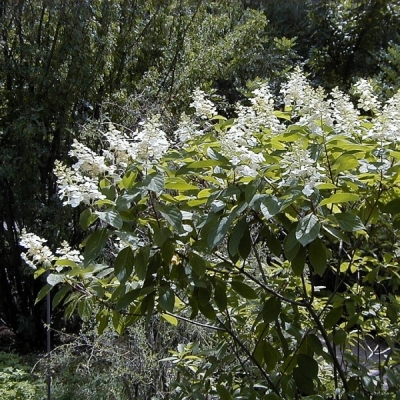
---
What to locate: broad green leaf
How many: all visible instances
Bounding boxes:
[228,218,247,258]
[308,238,327,276]
[161,313,178,326]
[189,253,207,277]
[156,204,183,232]
[96,210,123,229]
[322,225,350,244]
[259,196,281,219]
[265,228,281,257]
[214,280,227,311]
[291,246,306,276]
[159,286,175,312]
[264,341,280,372]
[96,310,109,334]
[52,285,70,309]
[297,354,318,379]
[293,367,315,395]
[83,229,109,266]
[165,177,198,191]
[114,246,134,283]
[319,193,360,207]
[80,208,98,230]
[231,281,258,299]
[187,159,222,168]
[331,154,359,173]
[216,384,231,400]
[263,297,281,324]
[284,229,300,261]
[141,171,164,193]
[135,245,150,280]
[161,240,175,263]
[383,198,400,214]
[112,311,124,335]
[208,215,230,249]
[324,306,343,329]
[238,222,252,261]
[295,214,320,246]
[47,273,65,286]
[78,298,93,322]
[55,259,79,268]
[198,301,216,320]
[334,213,366,232]
[115,289,141,311]
[35,283,52,304]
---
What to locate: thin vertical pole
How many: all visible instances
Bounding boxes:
[46,291,51,400]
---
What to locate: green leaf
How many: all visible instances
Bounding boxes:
[216,384,232,400]
[83,229,109,266]
[295,214,320,246]
[319,193,360,207]
[331,154,359,173]
[161,313,178,326]
[238,222,252,261]
[228,218,247,258]
[96,210,123,229]
[156,204,183,232]
[165,177,198,191]
[263,297,281,324]
[383,198,400,214]
[297,354,318,379]
[231,281,258,299]
[78,298,93,322]
[214,280,227,312]
[80,208,98,230]
[141,171,164,193]
[284,229,300,261]
[265,228,281,257]
[187,159,222,168]
[189,253,207,277]
[35,283,52,304]
[116,289,141,311]
[308,238,327,276]
[334,213,366,232]
[322,225,350,244]
[47,273,65,286]
[159,286,175,312]
[324,306,343,329]
[114,246,134,283]
[52,285,70,309]
[208,216,231,249]
[135,245,150,280]
[291,245,306,276]
[259,196,281,219]
[112,311,124,335]
[96,310,109,334]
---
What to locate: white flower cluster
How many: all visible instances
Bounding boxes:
[20,229,54,270]
[282,68,333,134]
[353,79,380,114]
[330,87,361,135]
[175,112,200,143]
[190,89,217,119]
[370,91,400,142]
[279,143,326,197]
[54,115,170,207]
[220,134,265,177]
[69,139,111,177]
[54,160,106,207]
[135,114,169,166]
[55,241,83,263]
[231,84,283,142]
[103,124,137,169]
